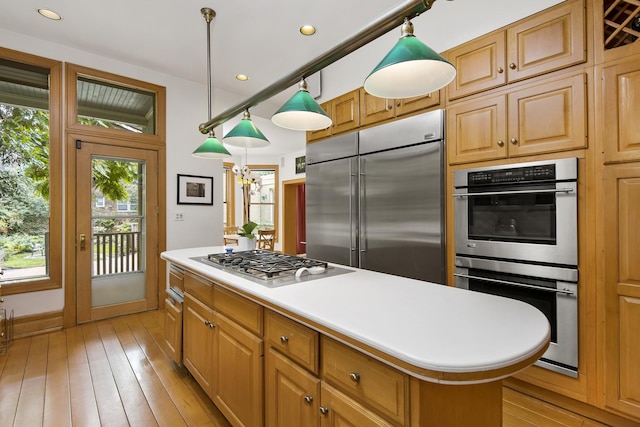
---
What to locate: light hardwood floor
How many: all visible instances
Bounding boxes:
[0,310,231,427]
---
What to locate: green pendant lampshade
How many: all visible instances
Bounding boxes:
[364,18,456,99]
[192,132,231,158]
[271,79,332,131]
[223,110,270,148]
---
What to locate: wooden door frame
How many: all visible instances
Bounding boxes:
[282,178,305,255]
[64,133,166,327]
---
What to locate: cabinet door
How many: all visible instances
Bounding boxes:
[507,73,586,157]
[506,0,585,83]
[359,88,395,127]
[447,94,507,165]
[319,383,393,427]
[331,89,360,135]
[213,311,264,427]
[183,293,214,395]
[446,31,507,100]
[266,347,320,427]
[307,101,332,143]
[603,164,640,420]
[164,297,182,365]
[395,91,440,117]
[603,58,640,163]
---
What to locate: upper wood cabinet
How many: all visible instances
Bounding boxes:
[447,72,587,164]
[446,0,585,101]
[359,89,441,127]
[307,101,332,143]
[602,56,640,164]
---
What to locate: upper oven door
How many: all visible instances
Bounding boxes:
[454,177,577,266]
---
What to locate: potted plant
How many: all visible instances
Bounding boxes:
[237,220,258,251]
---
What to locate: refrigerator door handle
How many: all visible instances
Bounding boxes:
[359,158,366,267]
[349,160,356,266]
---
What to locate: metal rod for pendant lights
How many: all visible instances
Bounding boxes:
[198,0,436,134]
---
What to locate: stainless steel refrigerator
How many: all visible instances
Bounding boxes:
[306,109,446,284]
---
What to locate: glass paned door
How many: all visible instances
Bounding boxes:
[76,141,158,323]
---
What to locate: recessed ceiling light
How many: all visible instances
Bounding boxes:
[299,25,316,36]
[235,74,249,81]
[37,9,62,20]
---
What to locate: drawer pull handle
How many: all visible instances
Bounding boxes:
[304,395,313,405]
[349,372,361,383]
[319,406,329,415]
[280,335,289,344]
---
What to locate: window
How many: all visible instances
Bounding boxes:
[247,165,278,234]
[95,196,106,208]
[0,49,62,294]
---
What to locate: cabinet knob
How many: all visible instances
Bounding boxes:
[388,105,393,110]
[304,395,314,405]
[510,137,518,145]
[497,66,504,74]
[280,335,289,344]
[349,372,361,383]
[509,62,517,70]
[204,320,210,326]
[209,322,215,329]
[497,140,504,147]
[319,406,329,415]
[396,102,401,107]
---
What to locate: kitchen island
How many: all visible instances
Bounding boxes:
[162,246,550,426]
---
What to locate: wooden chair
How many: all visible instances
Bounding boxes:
[257,229,276,251]
[224,226,239,245]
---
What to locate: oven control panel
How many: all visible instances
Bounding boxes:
[468,164,556,185]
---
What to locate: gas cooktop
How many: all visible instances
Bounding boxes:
[192,250,353,287]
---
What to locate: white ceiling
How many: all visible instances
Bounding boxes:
[0,0,563,156]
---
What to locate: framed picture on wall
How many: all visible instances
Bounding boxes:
[295,156,306,174]
[177,174,213,205]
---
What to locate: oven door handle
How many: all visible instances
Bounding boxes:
[453,273,575,295]
[453,188,575,197]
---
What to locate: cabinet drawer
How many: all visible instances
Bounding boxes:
[169,265,184,293]
[213,285,263,336]
[321,337,409,425]
[265,310,319,373]
[184,272,214,307]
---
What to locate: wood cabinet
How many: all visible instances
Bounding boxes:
[603,163,640,420]
[266,346,321,427]
[359,88,441,127]
[183,274,264,427]
[163,295,182,365]
[602,56,640,163]
[213,311,264,427]
[446,0,585,100]
[183,292,215,394]
[307,101,332,143]
[447,72,586,164]
[319,382,394,427]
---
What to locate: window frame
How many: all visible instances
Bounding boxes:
[223,162,236,227]
[65,63,166,145]
[247,164,279,240]
[0,47,63,295]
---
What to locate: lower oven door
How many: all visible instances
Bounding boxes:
[454,256,578,377]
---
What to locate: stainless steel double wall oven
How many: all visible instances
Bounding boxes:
[453,158,579,377]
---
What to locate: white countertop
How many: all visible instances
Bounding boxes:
[162,246,550,384]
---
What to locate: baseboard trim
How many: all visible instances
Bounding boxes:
[13,310,63,339]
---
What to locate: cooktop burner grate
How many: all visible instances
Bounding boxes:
[207,250,328,279]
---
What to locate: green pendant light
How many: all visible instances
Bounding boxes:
[192,7,231,159]
[364,18,456,99]
[271,79,332,131]
[223,110,270,148]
